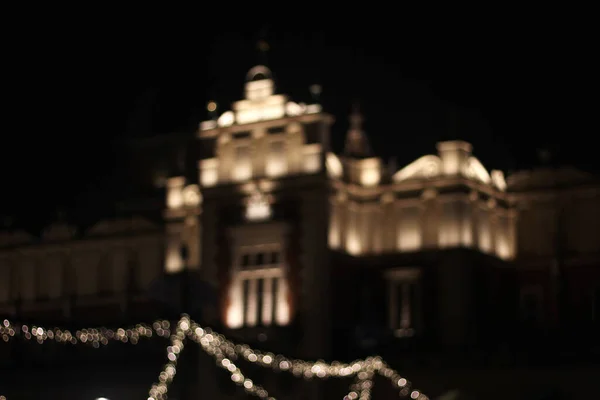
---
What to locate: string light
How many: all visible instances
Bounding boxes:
[0,316,428,400]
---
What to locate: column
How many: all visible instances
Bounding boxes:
[328,199,340,249]
[508,208,518,258]
[165,223,184,274]
[262,277,273,326]
[226,278,244,329]
[421,189,439,248]
[247,278,258,326]
[275,276,290,325]
[346,202,361,255]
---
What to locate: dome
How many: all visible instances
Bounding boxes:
[246,65,272,82]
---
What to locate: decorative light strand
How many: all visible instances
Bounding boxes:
[186,320,274,399]
[0,316,428,400]
[1,318,165,346]
[148,319,184,400]
[344,369,374,400]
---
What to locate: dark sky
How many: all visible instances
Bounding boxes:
[1,18,593,225]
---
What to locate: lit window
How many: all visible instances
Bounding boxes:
[227,244,289,328]
[385,268,421,338]
[266,140,287,177]
[228,245,289,328]
[245,191,271,221]
[233,145,252,181]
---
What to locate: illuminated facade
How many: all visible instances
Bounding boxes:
[1,65,600,399]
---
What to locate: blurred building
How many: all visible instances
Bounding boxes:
[1,65,599,399]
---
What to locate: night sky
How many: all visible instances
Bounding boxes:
[2,19,593,227]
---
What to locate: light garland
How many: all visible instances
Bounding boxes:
[0,316,428,400]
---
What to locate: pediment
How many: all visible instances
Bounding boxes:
[393,155,442,182]
[463,156,491,184]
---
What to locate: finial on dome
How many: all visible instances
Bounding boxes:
[350,101,363,131]
[257,26,270,66]
[257,39,269,54]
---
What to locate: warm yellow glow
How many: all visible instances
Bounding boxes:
[461,211,473,246]
[346,231,362,255]
[305,104,322,114]
[326,152,343,179]
[245,192,271,221]
[236,101,286,125]
[200,165,218,186]
[200,120,217,131]
[2,315,428,399]
[246,78,274,100]
[393,155,441,182]
[182,185,201,207]
[464,157,491,184]
[165,241,184,273]
[246,65,272,83]
[217,111,235,127]
[437,140,472,176]
[167,191,183,209]
[246,279,258,326]
[328,224,340,248]
[328,204,341,249]
[439,220,461,248]
[285,101,306,116]
[477,211,492,253]
[261,278,274,326]
[491,169,507,191]
[166,177,185,209]
[398,224,422,251]
[266,157,287,177]
[233,159,252,182]
[226,279,244,328]
[275,278,290,325]
[360,168,380,186]
[397,208,422,251]
[496,235,510,259]
[207,101,217,112]
[266,142,288,177]
[302,144,321,173]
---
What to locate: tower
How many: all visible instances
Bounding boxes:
[195,63,335,369]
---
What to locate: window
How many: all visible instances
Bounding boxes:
[236,245,286,327]
[266,140,287,177]
[226,244,289,328]
[233,144,252,181]
[226,223,290,329]
[385,268,421,337]
[520,285,543,324]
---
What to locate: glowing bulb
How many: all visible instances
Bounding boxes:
[207,101,217,112]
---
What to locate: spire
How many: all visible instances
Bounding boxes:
[257,39,269,67]
[344,101,372,158]
[256,26,270,67]
[350,102,363,131]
